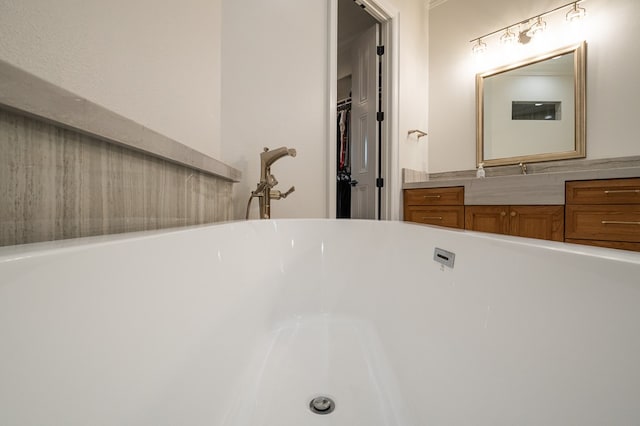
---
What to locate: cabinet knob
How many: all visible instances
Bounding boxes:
[510,211,517,217]
[500,211,506,217]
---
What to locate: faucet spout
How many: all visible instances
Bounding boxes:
[260,147,296,177]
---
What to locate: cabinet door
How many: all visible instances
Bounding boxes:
[509,205,564,242]
[465,206,509,235]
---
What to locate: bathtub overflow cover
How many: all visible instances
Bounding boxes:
[309,396,335,415]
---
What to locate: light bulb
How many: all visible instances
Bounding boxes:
[500,28,517,45]
[472,38,487,54]
[566,3,586,22]
[527,17,547,37]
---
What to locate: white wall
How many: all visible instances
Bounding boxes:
[221,0,430,219]
[396,0,431,176]
[429,0,640,173]
[220,0,329,219]
[0,0,222,159]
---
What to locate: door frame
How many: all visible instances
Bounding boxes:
[327,0,400,220]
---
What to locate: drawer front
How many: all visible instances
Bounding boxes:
[565,239,640,252]
[404,187,464,206]
[566,178,640,205]
[565,205,640,242]
[405,206,464,229]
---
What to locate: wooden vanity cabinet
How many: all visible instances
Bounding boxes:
[404,187,564,240]
[404,177,640,250]
[465,205,565,242]
[403,187,464,229]
[565,178,640,251]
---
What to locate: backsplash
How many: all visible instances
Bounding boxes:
[0,107,233,246]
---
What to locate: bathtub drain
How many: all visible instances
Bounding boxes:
[309,396,335,415]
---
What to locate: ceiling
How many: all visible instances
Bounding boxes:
[338,0,377,43]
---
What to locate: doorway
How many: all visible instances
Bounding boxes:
[330,0,398,220]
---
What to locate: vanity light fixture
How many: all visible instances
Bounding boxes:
[566,2,586,22]
[526,16,547,37]
[499,27,517,45]
[471,38,488,54]
[470,0,586,53]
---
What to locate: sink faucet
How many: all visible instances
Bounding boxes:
[246,147,296,219]
[519,162,527,175]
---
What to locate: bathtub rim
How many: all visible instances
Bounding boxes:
[0,218,638,266]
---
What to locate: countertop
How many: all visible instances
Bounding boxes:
[403,166,640,205]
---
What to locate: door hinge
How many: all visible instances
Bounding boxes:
[377,45,385,56]
[376,178,384,188]
[377,112,384,122]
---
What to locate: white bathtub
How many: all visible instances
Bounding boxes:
[1,219,639,425]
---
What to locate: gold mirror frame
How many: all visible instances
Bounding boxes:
[476,41,586,167]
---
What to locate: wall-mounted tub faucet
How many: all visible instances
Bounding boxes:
[519,162,527,175]
[246,147,296,219]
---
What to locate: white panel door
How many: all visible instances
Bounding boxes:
[350,24,378,220]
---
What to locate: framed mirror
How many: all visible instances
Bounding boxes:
[476,42,586,167]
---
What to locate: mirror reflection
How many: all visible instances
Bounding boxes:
[476,42,586,167]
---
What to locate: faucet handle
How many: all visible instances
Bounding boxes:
[267,174,278,187]
[270,186,295,200]
[282,186,295,198]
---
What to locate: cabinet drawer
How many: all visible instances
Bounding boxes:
[404,187,464,206]
[565,205,640,242]
[405,206,464,229]
[565,239,640,252]
[566,178,640,205]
